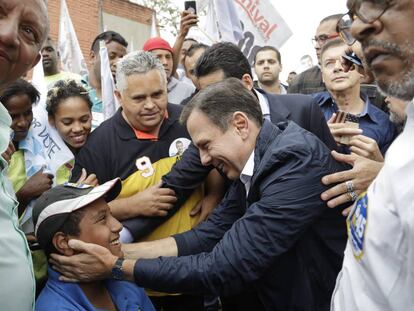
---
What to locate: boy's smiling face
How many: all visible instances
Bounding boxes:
[71,198,123,257]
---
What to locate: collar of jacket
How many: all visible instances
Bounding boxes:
[254,88,291,122]
[252,119,286,177]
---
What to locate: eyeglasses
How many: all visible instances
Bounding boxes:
[337,0,391,45]
[337,13,355,45]
[311,33,340,46]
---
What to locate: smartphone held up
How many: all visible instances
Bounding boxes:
[184,1,197,15]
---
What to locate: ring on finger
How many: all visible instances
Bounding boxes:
[348,191,358,202]
[345,180,354,192]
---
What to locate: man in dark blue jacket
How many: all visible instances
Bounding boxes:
[115,42,338,240]
[51,79,347,311]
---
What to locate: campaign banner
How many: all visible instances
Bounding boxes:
[29,57,74,177]
[234,0,293,65]
[201,0,292,65]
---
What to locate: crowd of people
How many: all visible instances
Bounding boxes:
[0,0,413,310]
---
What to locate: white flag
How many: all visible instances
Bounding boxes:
[204,0,243,44]
[150,12,159,38]
[58,0,88,76]
[100,41,119,121]
[129,36,135,53]
[234,0,293,64]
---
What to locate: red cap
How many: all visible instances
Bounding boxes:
[143,37,173,54]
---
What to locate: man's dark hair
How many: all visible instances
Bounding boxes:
[289,71,297,75]
[254,46,282,64]
[195,42,252,79]
[320,14,343,25]
[46,79,92,117]
[184,38,198,44]
[38,209,85,257]
[180,78,263,131]
[0,79,40,106]
[320,38,346,63]
[186,43,208,58]
[90,31,128,53]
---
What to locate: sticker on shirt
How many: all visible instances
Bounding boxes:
[347,192,368,260]
[169,138,191,157]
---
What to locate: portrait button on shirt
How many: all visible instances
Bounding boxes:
[239,151,255,196]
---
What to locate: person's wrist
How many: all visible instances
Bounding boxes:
[128,195,143,216]
[110,257,124,280]
[177,31,187,39]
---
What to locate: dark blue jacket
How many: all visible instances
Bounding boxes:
[133,120,347,311]
[127,91,338,238]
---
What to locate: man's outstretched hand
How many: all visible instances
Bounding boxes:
[50,239,117,283]
[321,151,383,215]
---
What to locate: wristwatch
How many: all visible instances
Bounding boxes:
[111,257,125,280]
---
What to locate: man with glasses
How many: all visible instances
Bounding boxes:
[331,0,414,309]
[288,14,342,94]
[315,38,396,156]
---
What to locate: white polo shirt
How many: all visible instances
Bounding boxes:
[331,100,414,310]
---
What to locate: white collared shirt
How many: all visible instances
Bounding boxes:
[254,90,270,120]
[331,100,414,310]
[239,150,255,196]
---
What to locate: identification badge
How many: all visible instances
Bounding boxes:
[347,192,368,260]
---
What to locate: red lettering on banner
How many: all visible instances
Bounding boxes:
[235,0,278,40]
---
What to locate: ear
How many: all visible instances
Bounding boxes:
[240,74,254,91]
[114,90,122,105]
[231,112,249,140]
[52,232,75,256]
[89,50,99,67]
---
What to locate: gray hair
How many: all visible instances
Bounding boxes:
[180,78,263,131]
[115,51,167,92]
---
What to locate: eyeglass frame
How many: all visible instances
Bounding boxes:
[311,33,340,46]
[337,0,391,45]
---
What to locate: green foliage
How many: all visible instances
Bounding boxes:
[132,0,181,35]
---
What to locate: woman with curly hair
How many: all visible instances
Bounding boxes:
[46,79,97,185]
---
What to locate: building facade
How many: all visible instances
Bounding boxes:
[47,0,154,69]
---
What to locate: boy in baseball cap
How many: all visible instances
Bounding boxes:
[33,179,155,311]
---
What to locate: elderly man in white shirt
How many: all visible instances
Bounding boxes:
[332,0,414,310]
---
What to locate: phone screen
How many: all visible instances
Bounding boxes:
[184,1,197,15]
